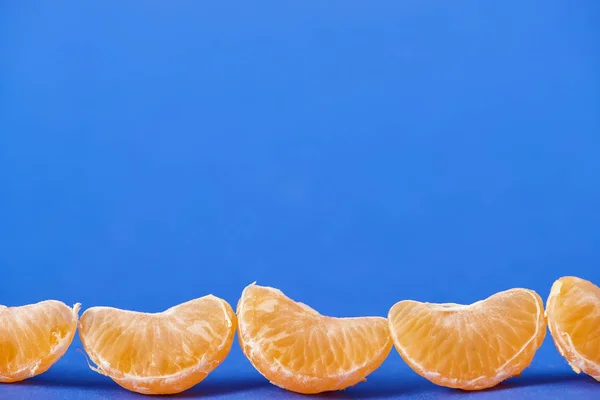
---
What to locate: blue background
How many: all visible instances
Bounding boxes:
[1,1,599,399]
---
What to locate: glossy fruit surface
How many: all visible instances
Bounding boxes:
[79,295,236,394]
[237,283,392,394]
[388,288,546,390]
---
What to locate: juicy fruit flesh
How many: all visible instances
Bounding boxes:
[237,284,393,394]
[546,276,600,380]
[79,295,236,395]
[0,301,79,383]
[388,289,546,390]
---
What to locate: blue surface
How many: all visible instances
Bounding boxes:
[1,1,599,399]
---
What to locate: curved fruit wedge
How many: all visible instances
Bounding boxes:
[237,283,392,394]
[388,288,546,390]
[546,276,600,380]
[0,301,80,383]
[79,295,236,395]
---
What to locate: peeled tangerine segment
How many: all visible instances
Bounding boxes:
[546,276,600,380]
[79,295,236,395]
[236,283,393,394]
[388,288,546,390]
[0,300,80,383]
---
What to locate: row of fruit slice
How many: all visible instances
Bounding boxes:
[0,276,598,395]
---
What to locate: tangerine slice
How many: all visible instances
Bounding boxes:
[79,295,236,395]
[546,276,600,380]
[236,283,392,394]
[388,288,546,390]
[0,300,80,383]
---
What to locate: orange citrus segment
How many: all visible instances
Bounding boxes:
[79,295,236,395]
[0,301,80,383]
[388,288,546,390]
[236,283,392,394]
[546,276,600,380]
